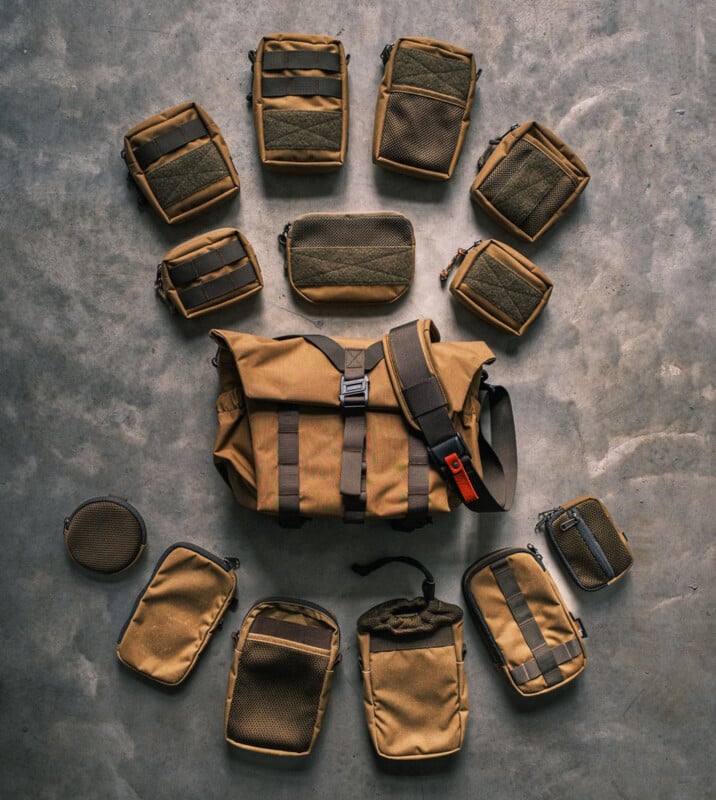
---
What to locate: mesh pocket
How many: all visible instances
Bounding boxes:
[379,92,464,174]
[65,500,144,574]
[227,638,329,753]
[291,214,413,248]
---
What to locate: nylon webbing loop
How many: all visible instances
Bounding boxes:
[262,50,341,72]
[277,408,302,528]
[177,262,258,310]
[168,239,248,287]
[491,558,564,687]
[341,348,368,523]
[261,76,343,98]
[509,637,582,685]
[351,556,436,601]
[405,433,430,528]
[133,117,208,170]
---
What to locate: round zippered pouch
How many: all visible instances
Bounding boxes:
[64,495,146,575]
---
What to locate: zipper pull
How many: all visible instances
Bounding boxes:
[224,557,241,570]
[278,222,292,249]
[535,507,560,535]
[440,241,481,283]
[477,123,519,171]
[526,543,545,568]
[380,43,393,65]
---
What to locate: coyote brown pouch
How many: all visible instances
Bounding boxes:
[462,546,587,697]
[443,239,553,335]
[116,543,239,686]
[373,37,479,180]
[155,228,263,318]
[224,598,341,756]
[122,101,240,224]
[470,121,590,242]
[249,33,349,172]
[537,496,634,591]
[353,557,468,760]
[279,212,414,304]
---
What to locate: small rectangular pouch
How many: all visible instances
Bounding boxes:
[537,495,634,591]
[155,227,263,318]
[224,597,341,756]
[280,211,414,303]
[122,101,240,224]
[462,546,587,697]
[445,239,553,335]
[116,542,239,686]
[470,120,590,242]
[373,37,479,180]
[249,33,349,172]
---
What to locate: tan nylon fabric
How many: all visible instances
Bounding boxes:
[224,600,340,756]
[470,120,590,242]
[252,34,348,172]
[373,37,477,180]
[210,322,494,519]
[450,239,553,335]
[123,101,240,224]
[116,546,237,686]
[358,618,468,760]
[158,227,263,318]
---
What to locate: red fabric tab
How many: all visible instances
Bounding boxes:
[444,452,479,503]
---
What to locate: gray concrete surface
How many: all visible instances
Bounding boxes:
[1,1,713,798]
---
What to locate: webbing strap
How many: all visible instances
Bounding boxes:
[261,76,343,98]
[406,433,430,528]
[133,117,208,170]
[303,336,384,373]
[168,239,248,286]
[341,348,367,523]
[510,637,582,685]
[262,50,341,72]
[491,559,564,687]
[277,408,302,528]
[177,262,258,310]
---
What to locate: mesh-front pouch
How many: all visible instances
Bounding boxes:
[281,212,415,304]
[64,495,146,574]
[373,37,478,180]
[225,598,341,756]
[538,496,634,591]
[156,228,263,318]
[446,239,553,335]
[122,101,240,224]
[470,121,590,242]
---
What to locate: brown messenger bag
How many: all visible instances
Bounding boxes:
[211,319,517,527]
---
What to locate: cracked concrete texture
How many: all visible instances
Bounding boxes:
[1,1,713,798]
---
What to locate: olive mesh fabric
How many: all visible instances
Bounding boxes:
[480,139,576,238]
[391,46,472,100]
[291,215,414,248]
[227,638,329,753]
[291,247,413,287]
[463,251,543,325]
[379,92,463,173]
[65,501,143,573]
[146,142,230,209]
[357,597,463,636]
[262,110,343,151]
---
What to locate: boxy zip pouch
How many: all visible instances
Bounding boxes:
[462,546,587,697]
[373,37,479,180]
[224,597,341,756]
[116,542,239,686]
[155,227,263,318]
[441,239,553,336]
[470,121,590,242]
[353,557,469,760]
[279,212,414,304]
[536,495,634,591]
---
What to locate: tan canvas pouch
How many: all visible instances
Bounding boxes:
[249,33,349,172]
[116,543,239,686]
[536,495,634,591]
[155,227,263,318]
[279,212,414,304]
[462,546,587,697]
[373,37,479,180]
[442,239,553,335]
[224,598,341,756]
[122,101,240,224]
[353,557,468,760]
[470,120,590,242]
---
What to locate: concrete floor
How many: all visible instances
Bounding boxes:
[1,1,713,798]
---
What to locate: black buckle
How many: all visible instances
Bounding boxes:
[427,432,472,474]
[340,375,369,408]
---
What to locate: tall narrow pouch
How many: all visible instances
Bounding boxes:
[224,598,341,756]
[462,546,587,697]
[116,543,239,686]
[470,121,590,242]
[279,212,414,304]
[536,495,634,591]
[155,227,263,318]
[249,33,349,172]
[373,37,479,180]
[353,557,469,760]
[122,101,240,224]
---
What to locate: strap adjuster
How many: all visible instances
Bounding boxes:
[340,375,369,408]
[427,434,479,503]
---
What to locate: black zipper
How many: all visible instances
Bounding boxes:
[64,495,147,545]
[278,222,292,249]
[380,43,393,65]
[477,123,520,171]
[234,595,340,650]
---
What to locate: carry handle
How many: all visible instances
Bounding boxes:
[351,556,435,601]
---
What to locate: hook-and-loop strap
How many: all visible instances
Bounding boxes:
[169,239,248,286]
[262,50,341,72]
[133,117,208,170]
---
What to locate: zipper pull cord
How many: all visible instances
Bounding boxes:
[351,555,435,601]
[477,123,519,171]
[278,221,291,249]
[440,241,481,283]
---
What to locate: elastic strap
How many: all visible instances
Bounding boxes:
[261,76,343,98]
[168,239,248,286]
[177,263,258,310]
[262,50,341,72]
[133,117,208,170]
[351,556,436,601]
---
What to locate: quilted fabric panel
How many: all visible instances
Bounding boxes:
[291,246,413,287]
[263,110,343,151]
[392,46,472,100]
[147,142,230,209]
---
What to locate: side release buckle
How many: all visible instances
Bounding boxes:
[340,375,369,409]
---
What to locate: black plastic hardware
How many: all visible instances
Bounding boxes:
[340,375,369,408]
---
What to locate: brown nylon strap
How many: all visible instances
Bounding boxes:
[509,637,582,685]
[168,239,248,286]
[340,349,367,518]
[405,432,430,527]
[278,408,301,527]
[491,559,564,687]
[262,50,341,73]
[251,615,333,649]
[177,262,258,310]
[261,76,343,98]
[303,336,384,373]
[133,117,208,170]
